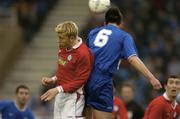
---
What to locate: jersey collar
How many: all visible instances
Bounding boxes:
[59,37,82,53]
[163,93,178,109]
[14,100,27,112]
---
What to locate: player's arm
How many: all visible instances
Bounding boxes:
[128,56,162,90]
[122,34,161,90]
[41,76,57,86]
[0,101,10,111]
[40,76,58,101]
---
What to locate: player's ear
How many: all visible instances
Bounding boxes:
[120,22,125,28]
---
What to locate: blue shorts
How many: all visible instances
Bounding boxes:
[85,69,113,112]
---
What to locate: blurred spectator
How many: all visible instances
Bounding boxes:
[14,0,36,43]
[113,96,128,119]
[0,0,58,43]
[120,82,144,119]
[167,56,180,76]
[0,85,35,119]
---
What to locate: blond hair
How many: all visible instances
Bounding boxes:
[55,21,78,39]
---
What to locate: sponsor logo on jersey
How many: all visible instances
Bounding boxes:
[58,57,67,66]
[67,55,72,61]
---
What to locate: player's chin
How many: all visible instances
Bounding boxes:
[170,91,178,96]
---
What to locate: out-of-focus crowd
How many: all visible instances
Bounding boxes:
[0,0,58,43]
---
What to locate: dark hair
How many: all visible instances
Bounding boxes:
[105,7,123,25]
[164,75,180,85]
[15,85,29,94]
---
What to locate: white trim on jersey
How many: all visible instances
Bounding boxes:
[127,54,137,59]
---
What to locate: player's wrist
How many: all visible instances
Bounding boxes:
[56,86,64,93]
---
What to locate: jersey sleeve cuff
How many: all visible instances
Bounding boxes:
[56,86,64,93]
[127,54,137,59]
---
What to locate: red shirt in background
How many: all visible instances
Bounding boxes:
[93,96,128,119]
[113,96,128,119]
[143,93,180,119]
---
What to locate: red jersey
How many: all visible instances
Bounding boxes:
[55,39,93,93]
[113,96,128,119]
[143,93,180,119]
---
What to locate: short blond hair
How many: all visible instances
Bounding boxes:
[55,21,78,39]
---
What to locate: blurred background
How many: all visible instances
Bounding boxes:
[0,0,179,118]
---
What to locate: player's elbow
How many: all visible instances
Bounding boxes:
[127,55,137,63]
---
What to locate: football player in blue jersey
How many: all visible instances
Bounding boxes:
[85,7,162,119]
[0,85,35,119]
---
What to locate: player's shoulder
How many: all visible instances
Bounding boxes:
[0,100,14,108]
[113,96,123,104]
[25,107,33,113]
[119,30,133,40]
[0,100,13,104]
[24,108,35,118]
[78,43,89,52]
[106,25,130,35]
[114,96,121,101]
[78,43,92,56]
[150,95,165,105]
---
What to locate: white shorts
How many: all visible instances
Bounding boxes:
[53,91,84,119]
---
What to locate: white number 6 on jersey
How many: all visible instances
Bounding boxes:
[94,29,112,47]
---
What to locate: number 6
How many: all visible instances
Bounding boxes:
[94,29,112,47]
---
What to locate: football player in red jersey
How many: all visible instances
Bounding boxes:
[143,75,180,119]
[40,21,93,119]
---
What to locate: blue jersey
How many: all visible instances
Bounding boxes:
[0,100,35,119]
[87,24,137,75]
[85,24,138,112]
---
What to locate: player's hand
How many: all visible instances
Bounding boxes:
[40,88,58,101]
[41,77,55,86]
[149,78,162,90]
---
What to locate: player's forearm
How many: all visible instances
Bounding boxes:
[128,56,155,80]
[59,72,90,93]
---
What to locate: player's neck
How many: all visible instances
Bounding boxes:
[166,93,176,102]
[108,23,118,27]
[108,23,122,29]
[15,100,26,111]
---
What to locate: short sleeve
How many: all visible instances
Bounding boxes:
[122,34,138,59]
